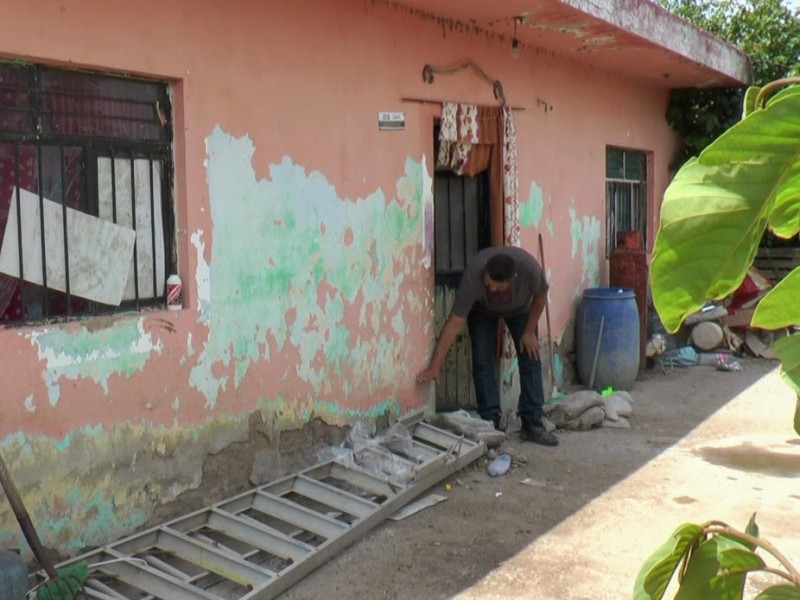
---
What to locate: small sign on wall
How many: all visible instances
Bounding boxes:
[378,111,405,131]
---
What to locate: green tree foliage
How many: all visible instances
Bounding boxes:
[660,0,800,167]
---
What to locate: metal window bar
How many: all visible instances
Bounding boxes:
[14,146,24,303]
[36,144,49,318]
[148,155,157,299]
[129,152,140,309]
[606,181,646,252]
[110,147,119,224]
[59,144,71,316]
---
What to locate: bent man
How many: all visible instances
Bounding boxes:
[416,246,558,446]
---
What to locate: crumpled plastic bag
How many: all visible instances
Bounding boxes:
[317,421,419,486]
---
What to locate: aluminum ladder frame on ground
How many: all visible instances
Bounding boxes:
[29,413,484,599]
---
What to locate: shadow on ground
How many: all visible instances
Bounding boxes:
[276,358,783,600]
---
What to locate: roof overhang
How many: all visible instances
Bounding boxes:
[396,0,753,88]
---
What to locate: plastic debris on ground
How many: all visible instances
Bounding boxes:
[487,453,511,477]
[388,494,448,521]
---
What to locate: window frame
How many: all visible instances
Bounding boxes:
[0,61,175,325]
[605,146,648,257]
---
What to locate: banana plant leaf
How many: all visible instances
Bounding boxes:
[755,585,800,599]
[674,537,746,600]
[651,87,800,333]
[752,271,800,393]
[634,523,703,600]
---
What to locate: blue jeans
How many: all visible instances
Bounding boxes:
[467,310,545,425]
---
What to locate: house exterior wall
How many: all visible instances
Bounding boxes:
[0,0,677,553]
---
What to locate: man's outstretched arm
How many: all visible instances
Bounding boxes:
[415,314,466,383]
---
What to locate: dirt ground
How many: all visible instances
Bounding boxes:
[271,358,800,600]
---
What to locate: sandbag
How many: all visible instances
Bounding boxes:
[603,391,633,421]
[563,406,606,431]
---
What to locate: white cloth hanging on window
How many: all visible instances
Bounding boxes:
[437,102,478,175]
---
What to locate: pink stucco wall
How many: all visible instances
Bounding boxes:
[0,0,679,552]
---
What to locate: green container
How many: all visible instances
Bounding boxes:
[0,550,27,600]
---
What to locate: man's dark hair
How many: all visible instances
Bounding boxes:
[485,254,516,282]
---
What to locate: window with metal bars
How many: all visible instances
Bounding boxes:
[0,62,174,324]
[605,147,647,257]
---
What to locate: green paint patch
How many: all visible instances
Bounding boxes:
[569,206,601,288]
[27,318,162,403]
[35,489,148,554]
[520,182,544,227]
[196,127,427,407]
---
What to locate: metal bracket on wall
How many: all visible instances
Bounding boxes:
[30,413,484,599]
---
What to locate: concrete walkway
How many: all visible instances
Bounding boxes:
[455,362,800,599]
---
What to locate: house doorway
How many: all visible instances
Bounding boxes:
[433,166,492,412]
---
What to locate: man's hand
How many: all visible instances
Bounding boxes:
[415,365,440,384]
[519,329,540,360]
[415,314,465,385]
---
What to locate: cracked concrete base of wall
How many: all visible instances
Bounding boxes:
[145,412,351,530]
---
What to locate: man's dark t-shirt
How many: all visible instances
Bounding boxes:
[451,246,549,318]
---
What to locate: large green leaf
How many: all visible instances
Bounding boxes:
[764,88,800,239]
[634,524,703,600]
[755,585,800,600]
[651,92,800,332]
[752,269,800,329]
[675,538,746,600]
[716,547,765,575]
[773,334,800,393]
[795,394,800,437]
[742,86,761,118]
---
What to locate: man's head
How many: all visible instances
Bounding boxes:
[483,253,516,292]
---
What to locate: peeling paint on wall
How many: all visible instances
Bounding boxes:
[546,218,554,237]
[421,159,434,269]
[191,229,211,323]
[569,205,602,288]
[0,415,249,555]
[193,127,427,410]
[520,182,544,228]
[26,317,162,406]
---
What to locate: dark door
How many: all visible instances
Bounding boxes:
[433,168,491,411]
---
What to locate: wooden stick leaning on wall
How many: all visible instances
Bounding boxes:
[538,233,557,397]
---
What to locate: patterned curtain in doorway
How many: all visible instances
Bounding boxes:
[436,103,520,248]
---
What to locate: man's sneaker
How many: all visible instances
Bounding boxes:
[520,421,558,446]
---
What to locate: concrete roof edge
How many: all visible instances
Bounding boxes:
[560,0,754,86]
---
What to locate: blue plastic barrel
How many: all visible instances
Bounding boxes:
[0,549,27,600]
[576,287,640,391]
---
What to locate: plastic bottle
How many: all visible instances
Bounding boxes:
[487,453,511,477]
[166,274,183,311]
